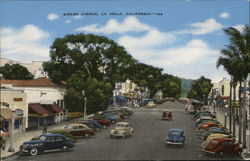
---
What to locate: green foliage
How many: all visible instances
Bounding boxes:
[0,64,34,80]
[181,78,194,97]
[187,76,212,102]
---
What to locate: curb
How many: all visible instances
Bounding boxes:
[1,151,20,161]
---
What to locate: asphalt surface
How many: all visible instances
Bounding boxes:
[6,101,242,160]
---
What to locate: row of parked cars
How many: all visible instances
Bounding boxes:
[192,110,242,155]
[19,107,134,156]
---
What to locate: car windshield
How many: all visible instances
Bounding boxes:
[65,125,75,129]
[40,135,47,141]
[116,124,126,128]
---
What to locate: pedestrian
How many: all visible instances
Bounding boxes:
[42,121,47,134]
[0,129,7,150]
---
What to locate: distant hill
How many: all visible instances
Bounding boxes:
[181,78,194,97]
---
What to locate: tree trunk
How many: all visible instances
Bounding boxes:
[238,81,242,144]
[233,84,236,137]
[229,80,232,132]
[242,79,247,148]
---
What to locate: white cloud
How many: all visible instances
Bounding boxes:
[176,18,223,35]
[0,24,50,61]
[219,12,230,19]
[75,16,153,34]
[65,20,71,24]
[47,13,59,21]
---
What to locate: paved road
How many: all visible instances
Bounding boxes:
[7,101,242,160]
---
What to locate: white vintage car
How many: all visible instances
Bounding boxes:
[110,122,133,138]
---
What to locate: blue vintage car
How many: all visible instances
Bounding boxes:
[102,113,118,123]
[19,133,74,156]
[166,129,185,145]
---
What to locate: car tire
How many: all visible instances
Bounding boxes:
[29,148,38,156]
[62,145,68,152]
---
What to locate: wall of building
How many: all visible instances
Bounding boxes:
[0,90,28,130]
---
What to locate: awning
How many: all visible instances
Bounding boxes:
[0,108,12,120]
[41,104,64,113]
[29,103,51,116]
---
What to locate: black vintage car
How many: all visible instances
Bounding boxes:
[19,133,74,156]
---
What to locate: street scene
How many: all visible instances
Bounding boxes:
[4,101,243,160]
[0,0,250,160]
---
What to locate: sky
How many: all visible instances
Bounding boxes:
[0,0,249,83]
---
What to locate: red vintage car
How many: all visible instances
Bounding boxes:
[202,137,242,155]
[93,118,111,128]
[196,122,223,134]
[162,110,172,120]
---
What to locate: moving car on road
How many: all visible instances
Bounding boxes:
[110,122,133,138]
[166,129,185,145]
[19,133,74,156]
[201,137,242,155]
[162,110,172,120]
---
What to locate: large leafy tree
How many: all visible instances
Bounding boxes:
[0,64,34,80]
[43,33,136,84]
[187,76,212,102]
[160,74,182,98]
[43,34,136,113]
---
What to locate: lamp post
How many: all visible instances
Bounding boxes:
[8,109,15,152]
[82,90,87,120]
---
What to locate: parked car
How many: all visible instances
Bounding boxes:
[196,116,216,123]
[196,122,223,134]
[77,120,102,131]
[64,123,95,137]
[19,133,74,156]
[44,129,76,143]
[201,129,232,141]
[139,99,154,106]
[196,120,221,128]
[93,117,111,128]
[162,110,172,120]
[166,129,185,145]
[202,134,234,146]
[110,122,133,138]
[201,137,242,155]
[146,101,156,108]
[195,113,215,119]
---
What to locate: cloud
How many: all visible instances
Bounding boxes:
[47,13,59,21]
[0,24,50,61]
[176,18,223,35]
[219,12,230,19]
[75,16,153,34]
[65,20,71,24]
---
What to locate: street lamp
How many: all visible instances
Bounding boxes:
[8,108,16,152]
[82,90,87,120]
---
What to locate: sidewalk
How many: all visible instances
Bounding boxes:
[207,106,250,160]
[0,120,75,161]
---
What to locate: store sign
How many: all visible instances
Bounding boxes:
[14,98,23,101]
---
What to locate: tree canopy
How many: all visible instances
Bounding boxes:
[0,64,34,80]
[187,76,212,103]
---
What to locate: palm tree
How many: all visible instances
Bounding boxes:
[218,25,250,147]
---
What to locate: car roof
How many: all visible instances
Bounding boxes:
[169,129,184,133]
[116,122,129,125]
[42,133,65,137]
